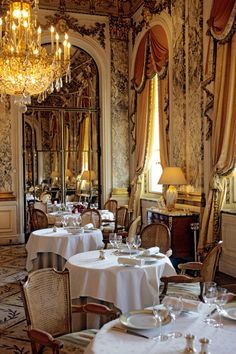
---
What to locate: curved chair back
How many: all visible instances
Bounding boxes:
[81,209,102,228]
[115,206,129,232]
[140,223,171,254]
[104,199,118,214]
[200,240,223,282]
[30,208,48,231]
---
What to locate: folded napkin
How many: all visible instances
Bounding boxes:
[117,257,145,267]
[84,223,94,229]
[142,247,160,256]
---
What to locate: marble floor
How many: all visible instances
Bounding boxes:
[0,245,31,354]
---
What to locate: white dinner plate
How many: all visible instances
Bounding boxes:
[84,228,97,232]
[221,302,236,320]
[119,309,171,330]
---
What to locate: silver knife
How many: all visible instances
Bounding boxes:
[111,326,149,339]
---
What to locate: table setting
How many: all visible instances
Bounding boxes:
[65,247,176,313]
[85,293,236,354]
[26,226,104,272]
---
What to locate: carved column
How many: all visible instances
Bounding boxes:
[109,16,130,204]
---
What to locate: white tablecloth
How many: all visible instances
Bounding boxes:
[26,228,104,272]
[85,302,236,354]
[65,250,176,313]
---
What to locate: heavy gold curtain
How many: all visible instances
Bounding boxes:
[199,0,236,250]
[129,25,169,216]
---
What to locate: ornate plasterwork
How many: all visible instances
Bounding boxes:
[45,13,106,48]
[110,18,129,190]
[0,96,13,192]
[171,0,186,168]
[185,0,203,190]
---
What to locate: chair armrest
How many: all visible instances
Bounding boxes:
[161,275,202,284]
[178,262,203,273]
[28,328,63,349]
[72,303,121,317]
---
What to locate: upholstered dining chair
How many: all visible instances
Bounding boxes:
[140,223,172,257]
[30,208,49,231]
[21,268,120,354]
[160,241,223,301]
[103,199,118,215]
[81,209,102,228]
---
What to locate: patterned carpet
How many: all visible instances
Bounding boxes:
[0,244,32,353]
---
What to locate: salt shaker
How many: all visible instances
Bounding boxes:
[182,333,197,353]
[199,338,211,354]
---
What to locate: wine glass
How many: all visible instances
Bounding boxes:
[162,296,183,338]
[109,233,117,249]
[152,294,168,342]
[214,287,228,328]
[125,238,134,257]
[133,235,141,250]
[62,216,68,228]
[202,281,217,325]
[115,234,123,253]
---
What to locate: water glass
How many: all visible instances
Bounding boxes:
[202,281,217,325]
[115,234,123,251]
[214,287,228,328]
[126,238,134,257]
[152,294,168,342]
[133,235,141,250]
[109,233,117,248]
[162,296,183,338]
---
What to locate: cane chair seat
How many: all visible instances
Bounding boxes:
[81,209,102,228]
[21,268,120,354]
[160,241,223,302]
[140,223,172,257]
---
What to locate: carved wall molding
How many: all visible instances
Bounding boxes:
[45,13,106,48]
[109,16,131,41]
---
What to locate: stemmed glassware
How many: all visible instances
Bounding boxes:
[125,238,134,257]
[162,296,183,338]
[62,216,68,228]
[214,287,228,328]
[133,235,141,251]
[109,233,117,249]
[152,294,168,342]
[114,234,123,253]
[202,281,218,325]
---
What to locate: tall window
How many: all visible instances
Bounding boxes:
[145,75,162,194]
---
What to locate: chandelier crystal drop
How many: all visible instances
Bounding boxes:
[0,0,71,107]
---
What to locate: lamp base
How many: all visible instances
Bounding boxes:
[165,185,178,211]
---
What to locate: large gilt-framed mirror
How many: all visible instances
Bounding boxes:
[22,45,101,232]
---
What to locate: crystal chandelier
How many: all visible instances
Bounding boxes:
[0,0,71,109]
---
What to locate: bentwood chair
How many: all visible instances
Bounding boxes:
[103,199,118,215]
[160,241,223,301]
[140,223,172,257]
[30,208,49,231]
[81,209,102,228]
[115,206,129,233]
[21,268,120,354]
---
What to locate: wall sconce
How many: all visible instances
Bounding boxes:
[158,167,187,211]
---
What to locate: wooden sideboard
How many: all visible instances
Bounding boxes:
[146,208,199,260]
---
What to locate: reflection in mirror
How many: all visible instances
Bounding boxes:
[23,45,101,235]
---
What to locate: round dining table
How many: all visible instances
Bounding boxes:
[65,249,176,313]
[26,227,104,272]
[85,298,236,354]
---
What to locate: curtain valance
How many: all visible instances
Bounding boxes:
[132,25,168,93]
[207,0,236,41]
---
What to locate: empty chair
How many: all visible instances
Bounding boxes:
[115,206,129,233]
[21,268,120,354]
[81,209,102,228]
[30,208,48,231]
[103,199,118,214]
[140,223,172,256]
[160,241,223,301]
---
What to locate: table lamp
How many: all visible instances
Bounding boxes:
[158,167,187,211]
[81,170,96,191]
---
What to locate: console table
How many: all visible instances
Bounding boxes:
[146,208,199,260]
